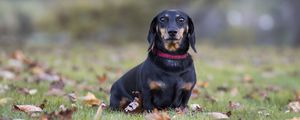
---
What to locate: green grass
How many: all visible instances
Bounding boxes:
[0,43,300,120]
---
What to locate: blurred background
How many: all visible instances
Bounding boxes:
[1,0,300,48]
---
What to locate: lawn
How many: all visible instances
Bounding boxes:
[0,43,299,120]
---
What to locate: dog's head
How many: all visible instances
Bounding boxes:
[147,10,196,53]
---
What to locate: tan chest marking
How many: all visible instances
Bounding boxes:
[182,82,194,91]
[149,81,166,90]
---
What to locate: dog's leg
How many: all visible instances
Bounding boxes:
[142,89,154,112]
[180,90,192,108]
[172,89,183,108]
[109,95,121,111]
[172,80,194,108]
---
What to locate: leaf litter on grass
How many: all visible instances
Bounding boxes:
[0,47,299,119]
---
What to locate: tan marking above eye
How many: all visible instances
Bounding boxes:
[182,82,194,91]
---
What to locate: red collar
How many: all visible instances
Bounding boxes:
[152,49,188,59]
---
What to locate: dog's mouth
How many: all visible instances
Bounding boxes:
[163,40,180,52]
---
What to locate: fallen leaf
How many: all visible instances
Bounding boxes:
[36,72,61,82]
[266,85,281,93]
[66,92,77,103]
[206,112,229,119]
[204,93,216,103]
[145,109,170,120]
[13,104,43,117]
[216,86,229,92]
[228,101,242,110]
[97,73,108,85]
[0,69,15,80]
[191,89,200,99]
[45,89,65,96]
[80,92,101,107]
[286,101,300,113]
[242,74,253,83]
[49,79,65,90]
[41,104,77,120]
[30,66,45,75]
[11,50,26,61]
[18,88,37,95]
[230,87,239,96]
[197,81,209,88]
[45,79,65,96]
[190,104,203,112]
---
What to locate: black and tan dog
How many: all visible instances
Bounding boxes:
[110,9,197,112]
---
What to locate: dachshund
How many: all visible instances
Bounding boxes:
[109,9,197,112]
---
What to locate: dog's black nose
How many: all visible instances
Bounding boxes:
[168,30,177,37]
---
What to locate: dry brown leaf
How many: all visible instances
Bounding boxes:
[242,74,253,83]
[97,73,108,85]
[13,104,43,117]
[190,104,204,112]
[81,92,101,107]
[197,81,209,88]
[206,112,229,119]
[67,92,77,103]
[0,69,15,80]
[145,109,170,120]
[37,72,61,82]
[45,89,65,96]
[49,79,65,90]
[204,93,216,103]
[45,79,65,96]
[191,89,200,99]
[18,88,37,95]
[40,104,77,120]
[216,86,229,92]
[31,66,45,75]
[230,87,239,96]
[286,101,300,113]
[228,101,242,110]
[11,50,26,61]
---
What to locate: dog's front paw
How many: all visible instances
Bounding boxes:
[143,105,154,113]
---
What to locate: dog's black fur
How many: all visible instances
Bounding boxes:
[109,10,197,112]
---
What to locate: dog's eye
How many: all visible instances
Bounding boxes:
[177,17,185,23]
[160,17,168,22]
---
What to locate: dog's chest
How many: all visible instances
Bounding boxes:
[149,75,184,107]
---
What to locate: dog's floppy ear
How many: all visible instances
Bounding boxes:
[147,16,157,51]
[187,16,197,53]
